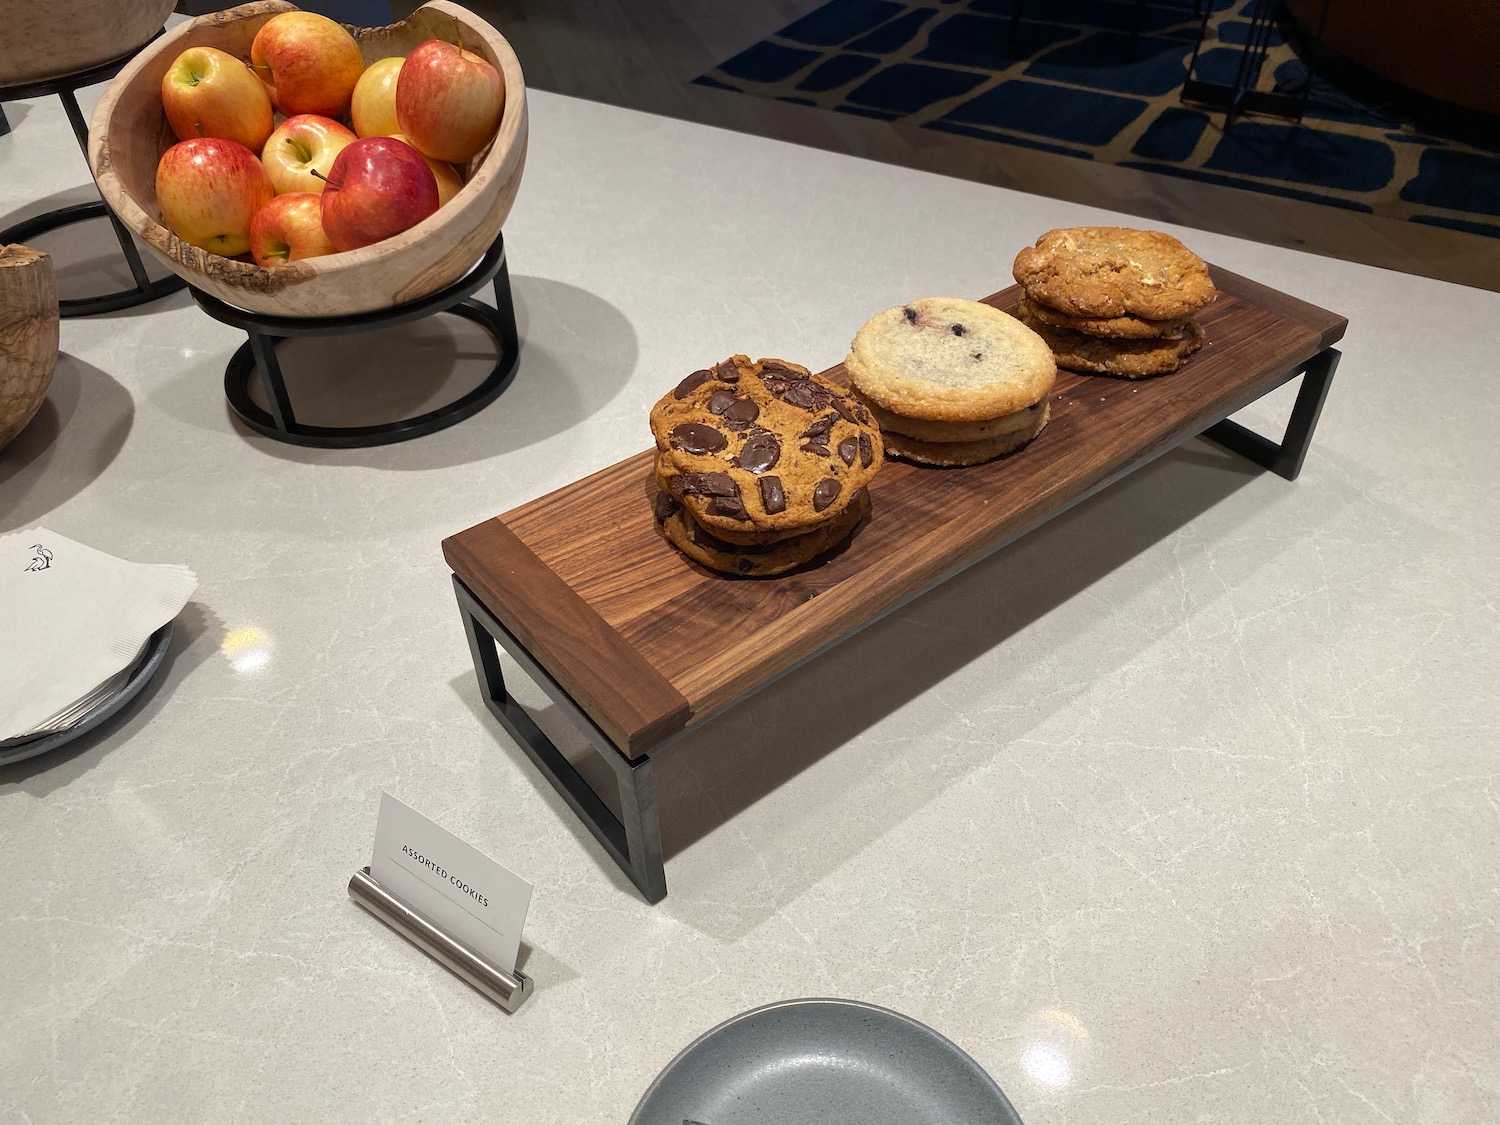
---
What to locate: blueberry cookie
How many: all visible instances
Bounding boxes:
[845,298,1055,467]
[846,298,1055,423]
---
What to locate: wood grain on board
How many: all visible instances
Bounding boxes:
[444,267,1347,759]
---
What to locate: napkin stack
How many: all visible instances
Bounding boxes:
[0,528,198,745]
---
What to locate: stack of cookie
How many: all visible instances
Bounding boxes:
[845,297,1056,467]
[650,355,884,576]
[1012,227,1217,379]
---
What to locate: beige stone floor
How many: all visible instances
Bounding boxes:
[393,0,1499,292]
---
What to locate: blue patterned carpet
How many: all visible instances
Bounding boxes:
[696,0,1500,239]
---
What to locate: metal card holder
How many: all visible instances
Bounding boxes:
[347,867,534,1013]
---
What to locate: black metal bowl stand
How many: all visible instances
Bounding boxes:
[187,232,520,448]
[0,37,187,317]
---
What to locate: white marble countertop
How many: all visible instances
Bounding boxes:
[2,79,1497,1125]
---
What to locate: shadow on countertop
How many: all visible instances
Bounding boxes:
[148,274,639,474]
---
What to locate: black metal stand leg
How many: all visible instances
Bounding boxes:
[1204,347,1339,480]
[490,255,519,358]
[57,88,154,291]
[246,329,298,434]
[454,577,669,903]
[0,53,187,317]
[206,232,519,449]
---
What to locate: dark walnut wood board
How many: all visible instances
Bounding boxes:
[445,267,1346,761]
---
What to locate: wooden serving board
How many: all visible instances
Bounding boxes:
[444,268,1346,760]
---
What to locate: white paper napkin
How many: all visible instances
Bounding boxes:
[0,529,198,742]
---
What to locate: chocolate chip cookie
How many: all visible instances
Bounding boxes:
[655,487,870,576]
[1013,227,1218,321]
[650,355,884,540]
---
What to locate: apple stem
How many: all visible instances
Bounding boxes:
[308,168,341,190]
[454,17,463,55]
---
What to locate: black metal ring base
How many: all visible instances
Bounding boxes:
[0,201,187,317]
[192,232,521,449]
[0,31,184,318]
[222,298,519,448]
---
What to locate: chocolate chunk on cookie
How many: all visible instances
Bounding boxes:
[670,422,728,454]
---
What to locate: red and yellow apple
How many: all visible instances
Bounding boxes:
[156,137,274,257]
[389,132,464,207]
[262,114,356,196]
[250,11,365,118]
[315,136,439,252]
[395,38,504,164]
[249,193,338,266]
[161,46,274,152]
[351,56,403,138]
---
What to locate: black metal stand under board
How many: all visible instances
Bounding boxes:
[0,37,187,317]
[451,346,1341,903]
[187,233,520,449]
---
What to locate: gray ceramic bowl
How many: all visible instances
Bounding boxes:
[629,997,1023,1125]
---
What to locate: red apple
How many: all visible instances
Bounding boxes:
[156,137,274,257]
[395,38,504,164]
[262,114,356,196]
[351,56,403,138]
[390,131,464,207]
[250,11,365,118]
[315,136,439,252]
[250,193,338,266]
[160,46,274,152]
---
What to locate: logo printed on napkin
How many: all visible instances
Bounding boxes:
[0,529,198,742]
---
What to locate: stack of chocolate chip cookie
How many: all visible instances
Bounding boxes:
[845,297,1056,467]
[650,355,884,576]
[1012,227,1218,379]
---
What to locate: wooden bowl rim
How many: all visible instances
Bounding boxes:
[88,0,526,293]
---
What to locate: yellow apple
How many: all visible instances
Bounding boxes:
[262,114,356,195]
[351,57,403,138]
[390,131,464,207]
[161,46,274,152]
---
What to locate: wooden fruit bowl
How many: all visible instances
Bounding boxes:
[88,0,527,318]
[0,0,175,87]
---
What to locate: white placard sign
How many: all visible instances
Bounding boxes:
[369,792,533,974]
